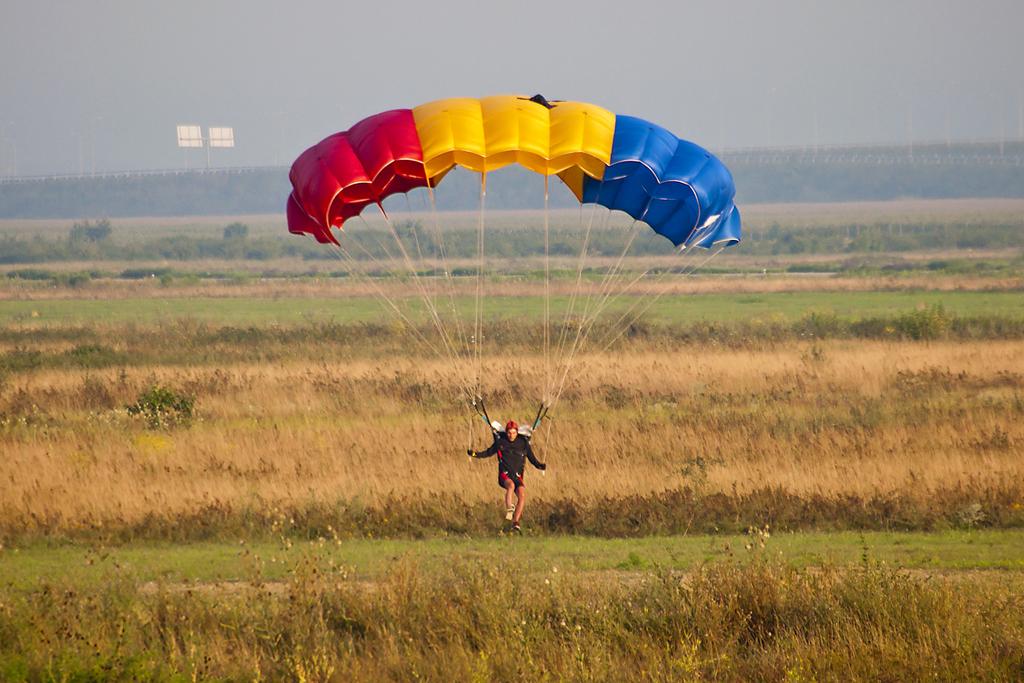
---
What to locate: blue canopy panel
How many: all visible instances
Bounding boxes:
[580,116,741,249]
[689,205,742,248]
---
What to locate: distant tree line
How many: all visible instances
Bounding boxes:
[2,217,1022,265]
[2,159,1024,219]
[739,221,1024,255]
[0,220,322,264]
[0,172,287,219]
[731,161,1024,203]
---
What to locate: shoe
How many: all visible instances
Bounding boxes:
[505,506,515,521]
[511,522,521,533]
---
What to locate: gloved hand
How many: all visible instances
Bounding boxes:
[466,449,475,457]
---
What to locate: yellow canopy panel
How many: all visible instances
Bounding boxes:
[412,96,615,184]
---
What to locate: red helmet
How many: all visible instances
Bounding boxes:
[505,420,518,432]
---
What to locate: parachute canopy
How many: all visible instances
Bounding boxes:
[288,95,740,249]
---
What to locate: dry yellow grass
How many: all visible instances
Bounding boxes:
[1,339,1021,533]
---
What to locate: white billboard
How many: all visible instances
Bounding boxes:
[208,127,235,148]
[176,125,203,148]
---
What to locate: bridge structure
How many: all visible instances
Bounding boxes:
[0,164,279,185]
[718,139,1024,167]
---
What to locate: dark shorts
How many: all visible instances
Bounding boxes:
[498,470,524,490]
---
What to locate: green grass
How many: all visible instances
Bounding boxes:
[4,530,1023,591]
[6,540,1024,682]
[4,289,1024,327]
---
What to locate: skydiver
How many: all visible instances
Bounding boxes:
[467,420,546,532]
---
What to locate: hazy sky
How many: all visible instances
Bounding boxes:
[2,0,1023,175]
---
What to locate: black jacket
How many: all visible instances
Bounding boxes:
[473,434,545,477]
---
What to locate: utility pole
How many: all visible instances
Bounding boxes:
[89,116,103,177]
[906,104,914,160]
[272,110,285,166]
[0,121,15,176]
[0,121,7,176]
[812,106,819,154]
[1000,108,1005,158]
[944,81,952,148]
[1018,90,1023,140]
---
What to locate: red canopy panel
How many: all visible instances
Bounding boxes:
[289,109,429,239]
[286,191,337,245]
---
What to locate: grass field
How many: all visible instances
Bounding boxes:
[3,202,1024,680]
[2,533,1023,681]
[3,288,1024,327]
[4,530,1024,591]
[3,339,1022,541]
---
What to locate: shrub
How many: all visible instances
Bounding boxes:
[53,272,91,288]
[5,268,56,281]
[797,311,845,338]
[69,218,112,242]
[63,344,126,368]
[892,304,951,340]
[223,222,249,240]
[126,385,195,428]
[0,348,43,372]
